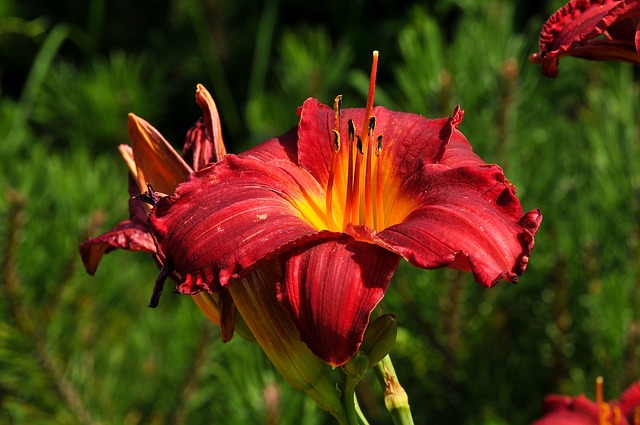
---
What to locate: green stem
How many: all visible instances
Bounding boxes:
[374,355,414,425]
[341,373,361,425]
[354,395,371,425]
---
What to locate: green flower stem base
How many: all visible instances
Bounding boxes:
[374,355,415,425]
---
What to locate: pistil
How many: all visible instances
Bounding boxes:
[597,376,605,425]
[358,50,379,229]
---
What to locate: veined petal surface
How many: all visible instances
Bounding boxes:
[150,151,337,294]
[377,164,541,287]
[279,236,401,366]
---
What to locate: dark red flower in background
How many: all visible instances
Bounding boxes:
[149,52,542,367]
[531,379,640,425]
[530,0,640,77]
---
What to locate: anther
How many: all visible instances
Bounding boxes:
[348,119,355,143]
[368,116,377,135]
[332,129,341,152]
[376,134,383,155]
[356,136,363,155]
[334,95,343,131]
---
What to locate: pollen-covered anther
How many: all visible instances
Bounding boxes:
[332,129,340,152]
[334,94,342,128]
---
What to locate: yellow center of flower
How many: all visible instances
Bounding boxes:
[322,51,415,233]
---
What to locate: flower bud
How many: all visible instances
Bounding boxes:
[359,314,397,368]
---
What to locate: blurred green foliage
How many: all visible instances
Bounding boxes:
[1,0,639,424]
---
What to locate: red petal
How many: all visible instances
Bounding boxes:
[296,98,338,188]
[377,164,542,287]
[296,99,482,189]
[79,219,156,275]
[150,153,335,294]
[619,381,640,420]
[278,236,401,367]
[535,0,640,77]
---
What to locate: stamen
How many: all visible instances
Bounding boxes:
[613,405,622,425]
[368,115,377,134]
[364,116,376,228]
[334,95,343,130]
[326,95,343,231]
[351,136,363,224]
[326,130,340,230]
[375,134,384,230]
[634,406,640,425]
[343,120,356,229]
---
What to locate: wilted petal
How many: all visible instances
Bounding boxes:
[79,219,156,275]
[377,164,541,287]
[183,84,227,170]
[79,172,157,275]
[278,236,401,367]
[150,152,336,294]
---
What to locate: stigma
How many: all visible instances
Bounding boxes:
[325,51,385,233]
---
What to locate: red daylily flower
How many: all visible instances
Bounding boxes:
[531,378,640,425]
[79,87,353,419]
[530,0,640,77]
[150,52,542,367]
